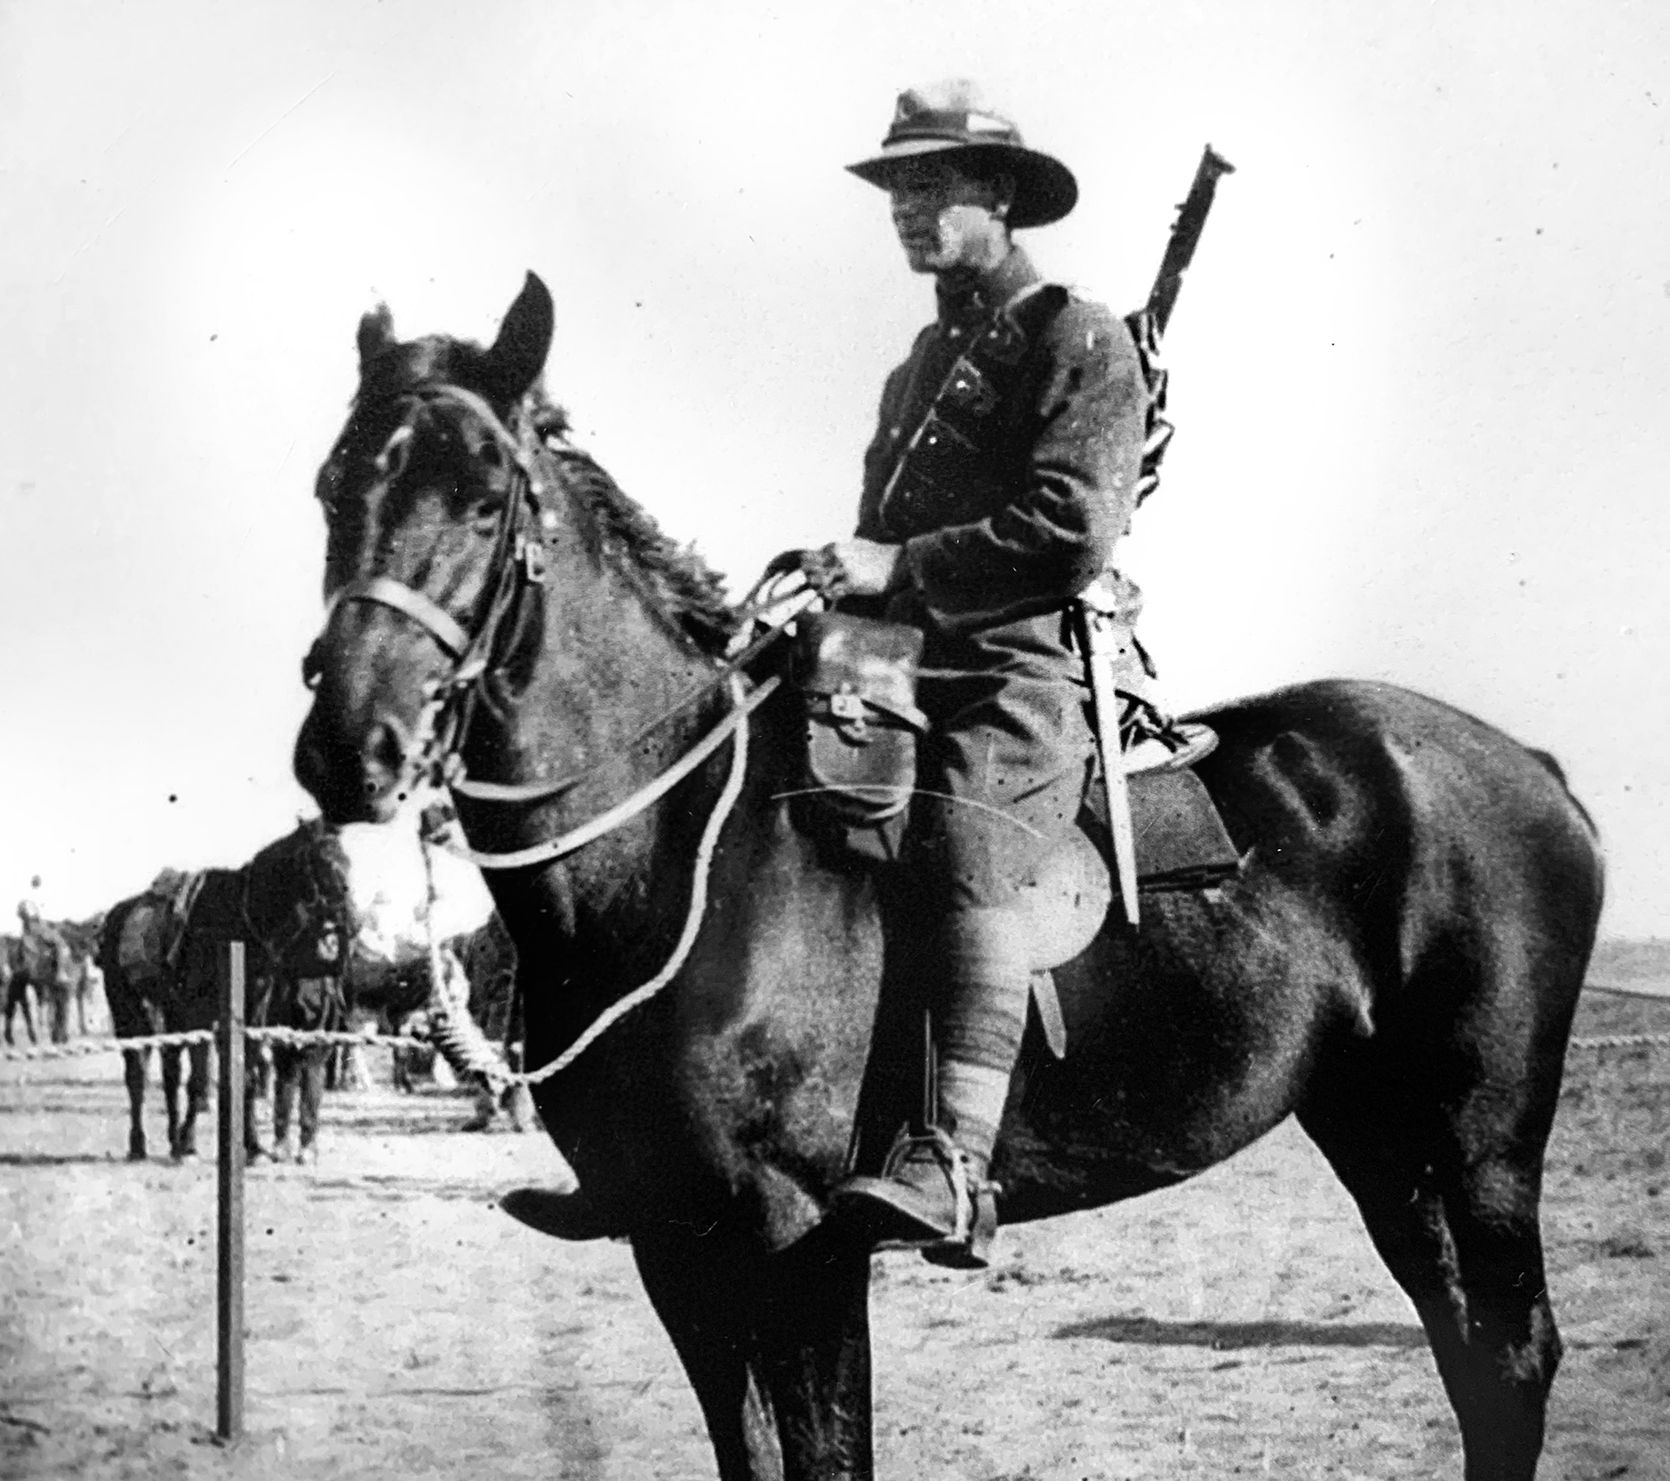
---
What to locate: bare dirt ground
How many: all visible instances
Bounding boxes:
[2,990,1667,1481]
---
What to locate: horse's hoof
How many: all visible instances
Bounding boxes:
[126,1146,148,1163]
[499,1186,620,1241]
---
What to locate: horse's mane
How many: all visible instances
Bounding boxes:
[351,335,740,657]
[538,430,739,655]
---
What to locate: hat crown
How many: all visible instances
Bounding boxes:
[885,79,1024,149]
[848,78,1077,229]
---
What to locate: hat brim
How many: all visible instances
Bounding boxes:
[845,139,1078,229]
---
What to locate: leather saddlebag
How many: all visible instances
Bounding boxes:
[794,612,928,859]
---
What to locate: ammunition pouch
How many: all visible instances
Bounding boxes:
[794,612,928,858]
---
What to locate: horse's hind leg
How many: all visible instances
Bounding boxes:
[161,1043,187,1159]
[1301,1066,1560,1481]
[122,1046,151,1161]
[174,1040,211,1159]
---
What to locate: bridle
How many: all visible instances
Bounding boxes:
[310,381,798,873]
[312,382,554,811]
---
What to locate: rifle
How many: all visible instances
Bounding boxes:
[1079,144,1234,928]
[1146,145,1236,337]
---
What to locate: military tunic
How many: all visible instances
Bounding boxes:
[855,246,1148,910]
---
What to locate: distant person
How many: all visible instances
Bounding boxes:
[16,875,45,937]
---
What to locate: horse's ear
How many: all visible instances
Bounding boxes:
[483,272,555,401]
[357,304,396,366]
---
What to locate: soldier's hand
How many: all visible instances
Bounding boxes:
[818,539,904,598]
[763,540,904,600]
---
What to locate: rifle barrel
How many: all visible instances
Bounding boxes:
[1146,145,1236,337]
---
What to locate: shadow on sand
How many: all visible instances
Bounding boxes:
[1054,1314,1426,1349]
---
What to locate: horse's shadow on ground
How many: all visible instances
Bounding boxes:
[1053,1314,1426,1349]
[0,1152,128,1168]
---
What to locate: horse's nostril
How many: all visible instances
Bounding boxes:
[361,720,407,777]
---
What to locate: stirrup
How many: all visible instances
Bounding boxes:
[833,1126,1000,1268]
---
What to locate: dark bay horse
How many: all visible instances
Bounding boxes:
[293,273,1603,1481]
[97,822,351,1161]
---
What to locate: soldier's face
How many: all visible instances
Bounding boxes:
[886,159,1010,274]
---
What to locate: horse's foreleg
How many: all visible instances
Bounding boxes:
[755,1230,875,1481]
[271,1047,299,1161]
[297,1046,327,1162]
[122,1046,151,1160]
[243,1051,268,1160]
[632,1228,784,1481]
[1301,1085,1558,1481]
[11,983,39,1047]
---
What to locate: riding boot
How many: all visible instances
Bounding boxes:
[833,907,1031,1269]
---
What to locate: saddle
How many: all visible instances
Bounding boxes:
[793,611,1242,1054]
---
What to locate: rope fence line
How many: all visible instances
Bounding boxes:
[5,1018,1670,1067]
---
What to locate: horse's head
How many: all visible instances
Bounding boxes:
[296,272,740,844]
[294,273,559,823]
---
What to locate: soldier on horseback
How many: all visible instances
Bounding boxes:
[788,80,1196,1266]
[502,79,1202,1260]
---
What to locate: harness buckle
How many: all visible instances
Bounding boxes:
[518,536,548,585]
[829,689,868,735]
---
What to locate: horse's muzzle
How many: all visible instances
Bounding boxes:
[294,702,410,825]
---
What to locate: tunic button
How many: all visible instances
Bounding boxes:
[889,425,901,441]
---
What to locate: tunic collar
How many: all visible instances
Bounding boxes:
[934,246,1041,328]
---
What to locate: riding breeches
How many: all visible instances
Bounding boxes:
[899,668,1094,1154]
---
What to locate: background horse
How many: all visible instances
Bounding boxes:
[97,821,351,1161]
[293,273,1603,1481]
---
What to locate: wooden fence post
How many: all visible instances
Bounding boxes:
[216,941,245,1443]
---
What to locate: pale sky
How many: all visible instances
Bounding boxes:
[3,0,1668,937]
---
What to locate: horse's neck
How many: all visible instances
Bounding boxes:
[474,578,742,979]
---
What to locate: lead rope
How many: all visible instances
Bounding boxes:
[515,674,754,1087]
[418,834,512,1090]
